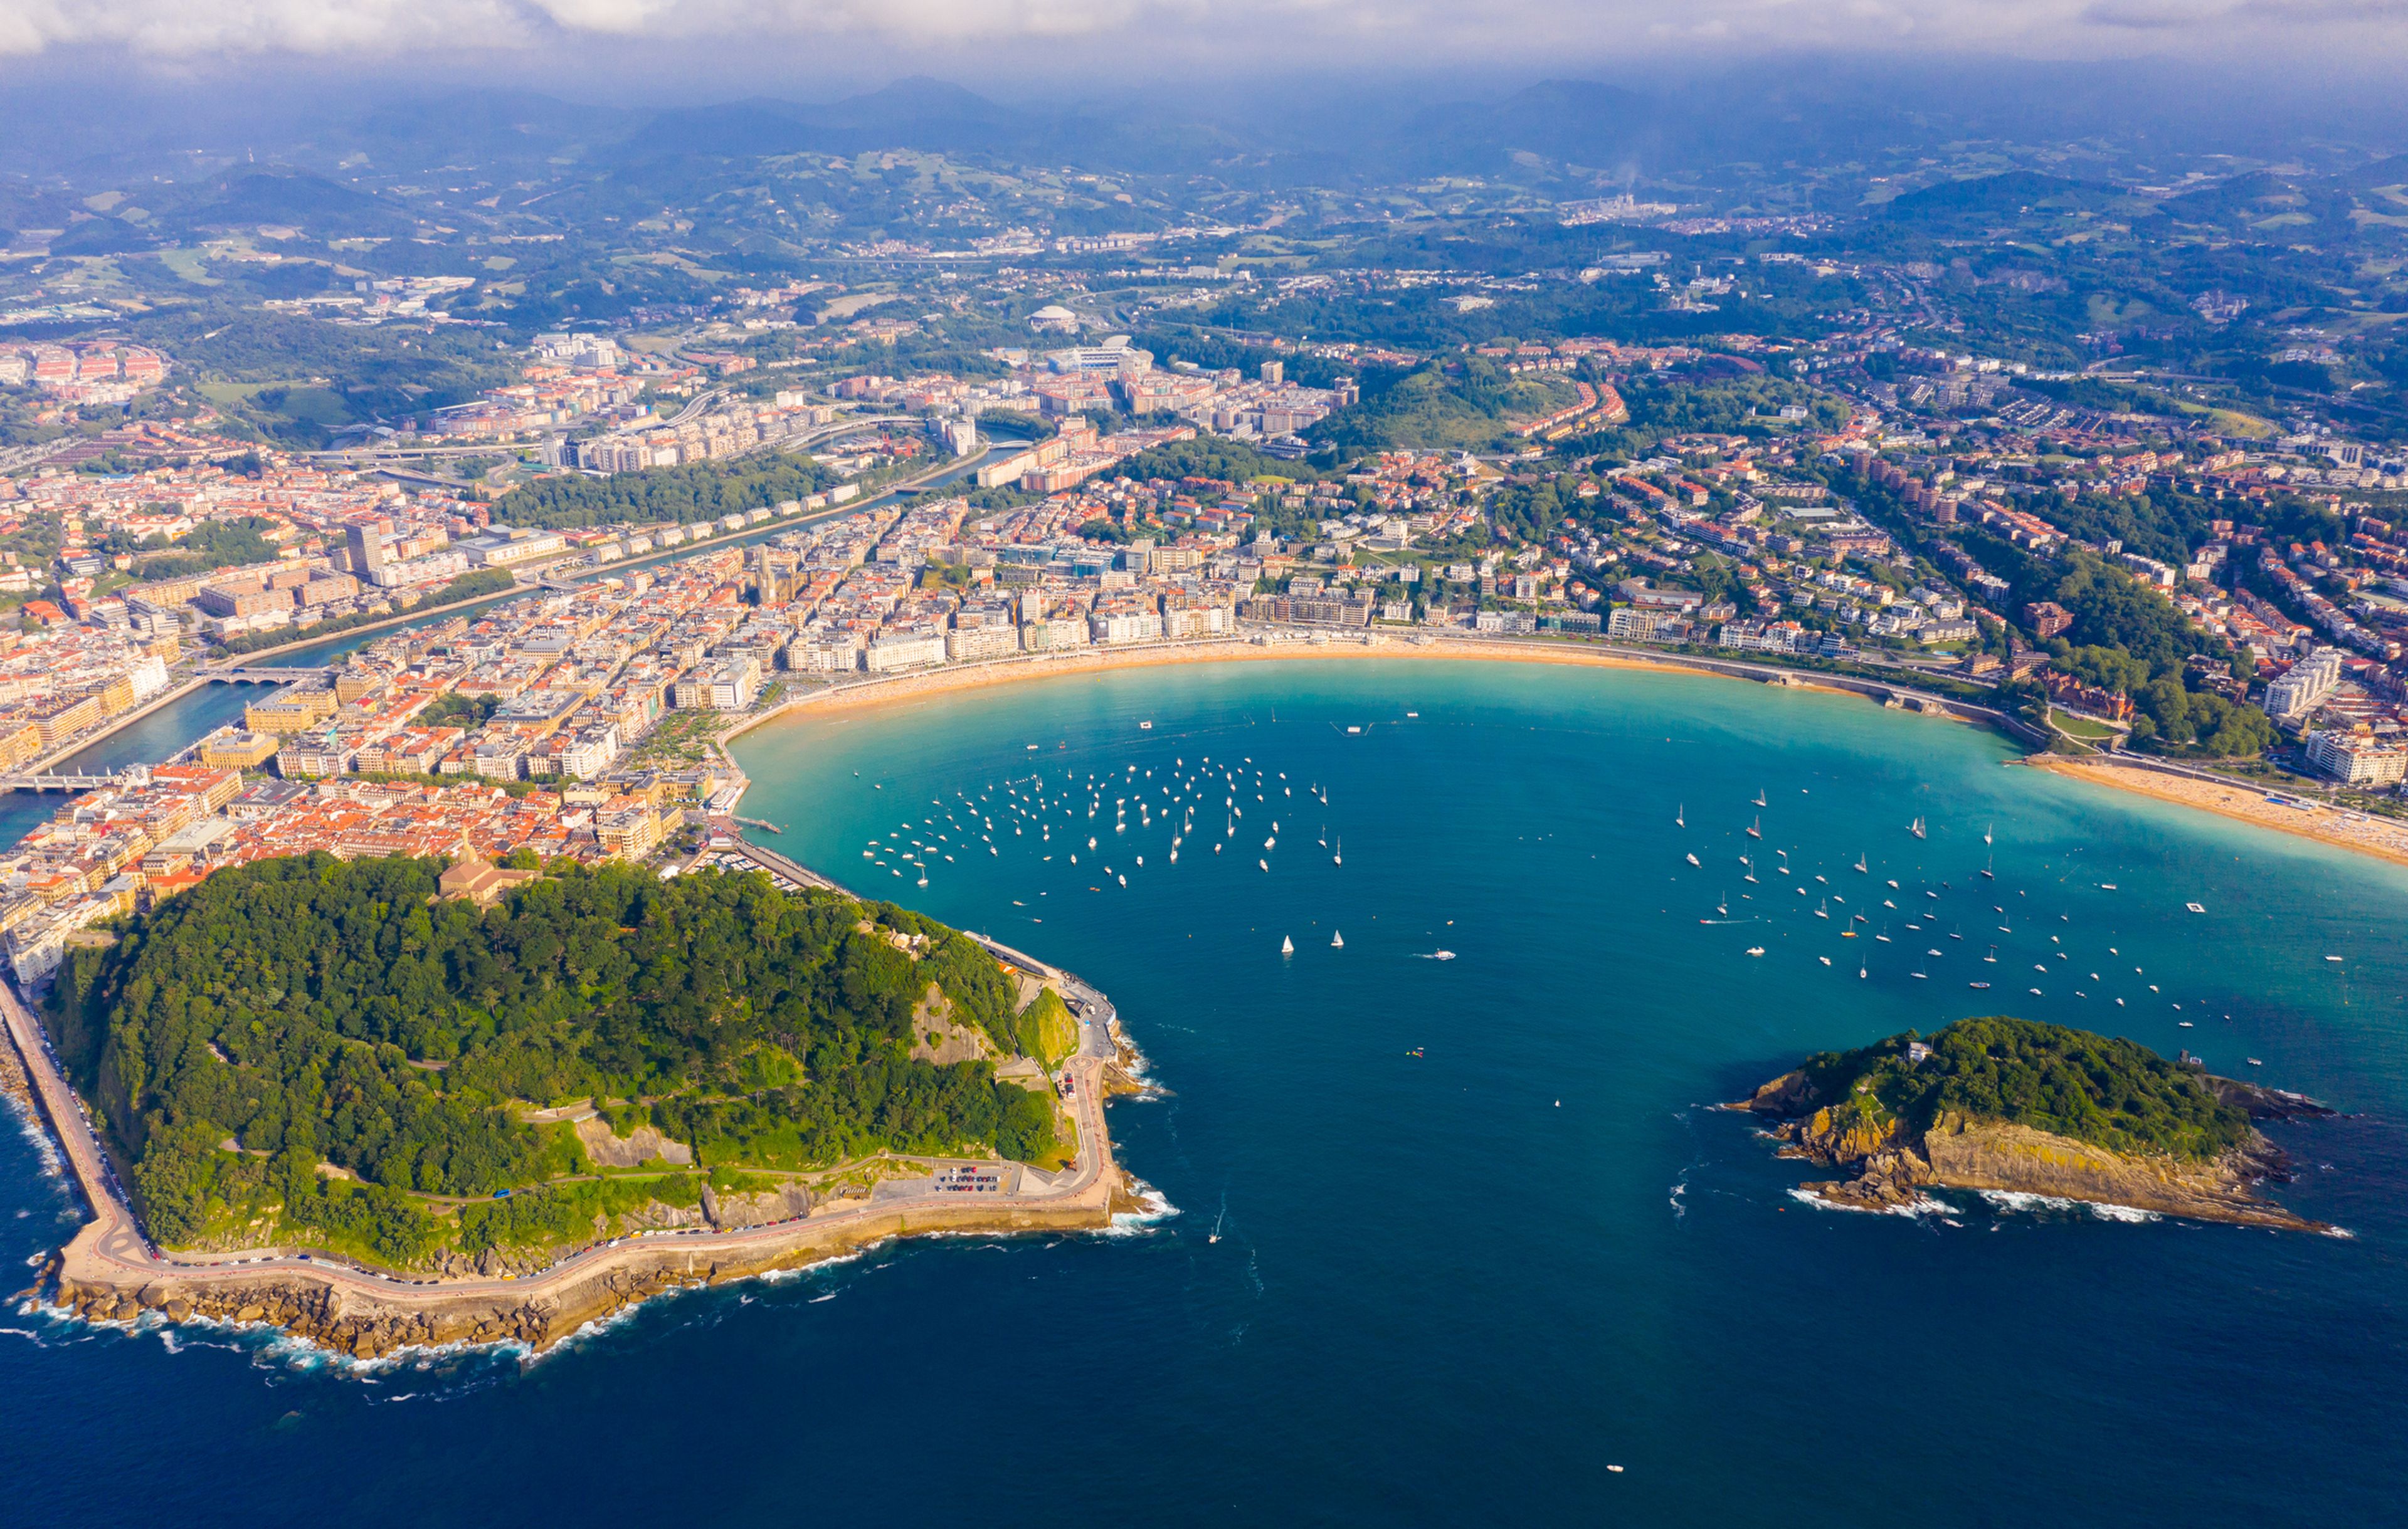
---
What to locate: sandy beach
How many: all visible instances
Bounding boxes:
[731,636,2408,879]
[2028,755,2408,872]
[724,633,1862,742]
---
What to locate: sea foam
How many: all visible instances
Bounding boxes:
[1784,1187,1951,1217]
[1978,1189,2160,1224]
[1106,1179,1179,1235]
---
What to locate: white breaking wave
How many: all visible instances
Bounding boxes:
[1785,1187,1951,1217]
[2087,1202,2162,1224]
[1106,1178,1179,1235]
[253,1324,534,1377]
[1978,1189,2160,1224]
[1,1086,63,1178]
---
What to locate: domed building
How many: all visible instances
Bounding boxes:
[1027,304,1080,335]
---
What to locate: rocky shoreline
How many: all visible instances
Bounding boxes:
[3,942,1160,1363]
[0,1024,33,1118]
[1737,1067,2335,1231]
[33,1171,1155,1361]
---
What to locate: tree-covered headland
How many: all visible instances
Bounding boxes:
[1796,1016,2252,1162]
[46,856,1070,1267]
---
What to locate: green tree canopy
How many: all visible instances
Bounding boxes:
[48,856,1060,1252]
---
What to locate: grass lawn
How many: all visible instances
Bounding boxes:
[2050,707,2121,740]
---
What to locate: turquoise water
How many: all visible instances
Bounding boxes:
[4,658,2404,1523]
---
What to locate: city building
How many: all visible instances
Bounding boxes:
[2303,728,2408,787]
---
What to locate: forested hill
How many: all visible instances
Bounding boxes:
[1795,1016,2251,1162]
[488,452,834,528]
[45,855,1064,1261]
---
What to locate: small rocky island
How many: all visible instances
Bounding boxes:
[1740,1016,2334,1230]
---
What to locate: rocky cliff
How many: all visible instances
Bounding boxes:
[700,1179,816,1229]
[1740,1066,2331,1231]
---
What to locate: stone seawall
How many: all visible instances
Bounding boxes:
[45,1187,1139,1360]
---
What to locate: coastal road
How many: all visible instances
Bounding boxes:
[0,979,158,1274]
[3,923,1127,1315]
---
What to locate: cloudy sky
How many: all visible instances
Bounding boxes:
[4,0,2405,79]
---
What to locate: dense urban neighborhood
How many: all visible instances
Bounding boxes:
[8,69,2408,1101]
[6,19,2408,1520]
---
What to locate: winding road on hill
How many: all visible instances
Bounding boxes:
[0,873,1131,1316]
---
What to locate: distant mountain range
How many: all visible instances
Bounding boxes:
[7,61,2408,201]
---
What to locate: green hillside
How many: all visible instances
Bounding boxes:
[46,855,1060,1264]
[1797,1016,2251,1162]
[1307,359,1578,453]
[1017,985,1080,1069]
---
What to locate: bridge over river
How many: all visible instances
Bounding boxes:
[199,665,340,685]
[0,770,130,793]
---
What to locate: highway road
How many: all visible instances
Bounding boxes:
[0,438,80,473]
[302,399,908,470]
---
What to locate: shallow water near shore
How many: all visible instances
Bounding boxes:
[6,657,2407,1525]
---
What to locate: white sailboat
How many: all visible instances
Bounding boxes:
[1281,936,1293,955]
[1676,803,1685,828]
[1333,837,1343,866]
[1330,930,1344,948]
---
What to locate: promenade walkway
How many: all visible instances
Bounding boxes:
[0,849,1132,1337]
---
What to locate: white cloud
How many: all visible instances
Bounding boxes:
[0,0,2403,63]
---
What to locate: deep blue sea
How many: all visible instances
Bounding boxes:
[6,658,2404,1525]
